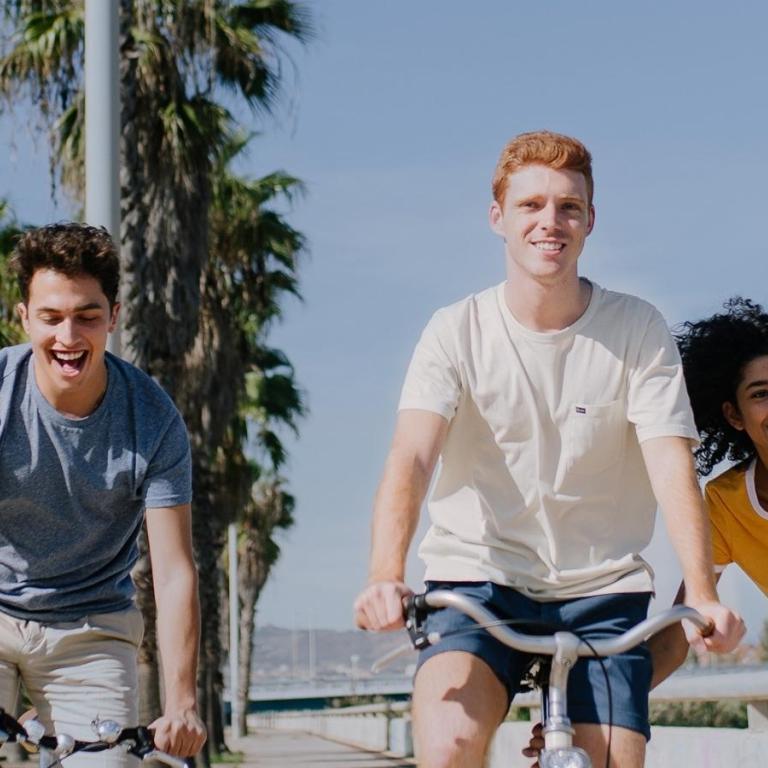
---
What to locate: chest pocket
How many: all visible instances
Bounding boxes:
[565,399,627,475]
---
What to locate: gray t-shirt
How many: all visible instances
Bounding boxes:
[0,344,192,621]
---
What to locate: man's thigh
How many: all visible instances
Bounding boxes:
[21,607,144,767]
[0,612,22,713]
[412,582,533,767]
[413,651,508,768]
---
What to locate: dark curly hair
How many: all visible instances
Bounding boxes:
[675,297,768,476]
[9,222,119,307]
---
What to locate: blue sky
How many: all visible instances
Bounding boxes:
[1,1,767,637]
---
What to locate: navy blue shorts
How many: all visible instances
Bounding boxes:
[416,581,653,740]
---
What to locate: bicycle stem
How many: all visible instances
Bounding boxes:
[543,632,581,751]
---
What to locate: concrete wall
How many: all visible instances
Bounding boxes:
[255,710,768,767]
[489,721,768,768]
[252,705,409,757]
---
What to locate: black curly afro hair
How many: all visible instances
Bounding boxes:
[675,297,768,476]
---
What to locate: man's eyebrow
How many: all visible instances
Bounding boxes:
[745,379,768,390]
[513,193,585,203]
[35,302,104,313]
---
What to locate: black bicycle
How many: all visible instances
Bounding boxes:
[0,707,193,767]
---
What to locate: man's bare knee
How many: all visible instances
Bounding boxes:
[573,723,646,768]
[412,651,507,768]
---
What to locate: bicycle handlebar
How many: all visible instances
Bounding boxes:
[0,709,191,767]
[370,589,715,673]
[413,590,714,657]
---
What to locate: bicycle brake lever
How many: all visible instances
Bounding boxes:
[404,593,432,650]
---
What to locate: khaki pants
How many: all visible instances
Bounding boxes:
[0,607,143,767]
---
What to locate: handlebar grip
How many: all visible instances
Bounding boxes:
[699,619,716,638]
[414,593,430,611]
[402,592,430,616]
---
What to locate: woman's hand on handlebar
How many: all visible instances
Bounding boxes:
[354,580,413,631]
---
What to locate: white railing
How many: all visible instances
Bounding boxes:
[246,675,412,702]
[251,667,768,768]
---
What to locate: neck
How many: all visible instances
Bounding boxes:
[755,451,768,504]
[32,359,108,419]
[504,271,592,332]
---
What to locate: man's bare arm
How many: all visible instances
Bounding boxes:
[354,409,449,631]
[146,503,207,756]
[648,574,725,688]
[641,436,744,653]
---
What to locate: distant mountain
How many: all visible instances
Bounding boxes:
[250,625,416,683]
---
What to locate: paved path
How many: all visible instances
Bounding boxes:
[0,727,414,767]
[220,729,416,767]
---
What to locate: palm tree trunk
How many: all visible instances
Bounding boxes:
[133,528,163,723]
[236,526,274,735]
[119,0,164,735]
[192,464,230,764]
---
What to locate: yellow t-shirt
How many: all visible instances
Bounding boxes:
[705,459,768,596]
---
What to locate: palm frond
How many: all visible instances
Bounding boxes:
[0,201,26,347]
[0,4,84,109]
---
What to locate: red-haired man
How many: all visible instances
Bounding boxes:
[354,131,744,768]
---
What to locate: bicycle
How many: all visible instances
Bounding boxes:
[373,589,713,768]
[0,707,193,768]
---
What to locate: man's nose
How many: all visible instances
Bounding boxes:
[56,318,79,345]
[539,202,559,229]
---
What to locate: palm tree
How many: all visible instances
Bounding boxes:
[0,201,25,348]
[185,144,306,753]
[1,2,312,760]
[236,475,295,736]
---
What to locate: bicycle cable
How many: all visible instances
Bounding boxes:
[436,617,614,768]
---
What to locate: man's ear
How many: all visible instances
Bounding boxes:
[587,204,596,235]
[489,201,505,238]
[108,302,120,333]
[722,401,744,431]
[16,303,30,334]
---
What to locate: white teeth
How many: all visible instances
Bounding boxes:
[53,351,85,361]
[534,242,563,251]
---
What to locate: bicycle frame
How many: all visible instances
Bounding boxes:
[404,590,712,768]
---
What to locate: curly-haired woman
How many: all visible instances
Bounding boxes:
[644,297,768,686]
[679,297,768,593]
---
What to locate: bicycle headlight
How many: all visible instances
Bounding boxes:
[540,747,592,768]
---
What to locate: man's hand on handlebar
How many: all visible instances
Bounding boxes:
[686,600,745,654]
[150,707,206,757]
[354,580,413,631]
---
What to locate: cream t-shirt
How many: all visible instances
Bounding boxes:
[399,281,698,599]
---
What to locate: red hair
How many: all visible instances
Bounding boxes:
[492,131,594,207]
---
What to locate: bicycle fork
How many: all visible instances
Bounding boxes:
[538,632,592,768]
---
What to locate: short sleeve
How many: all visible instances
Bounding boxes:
[627,312,699,444]
[705,482,732,570]
[398,310,461,420]
[142,410,192,509]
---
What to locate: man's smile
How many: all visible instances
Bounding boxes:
[532,240,565,253]
[49,349,88,375]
